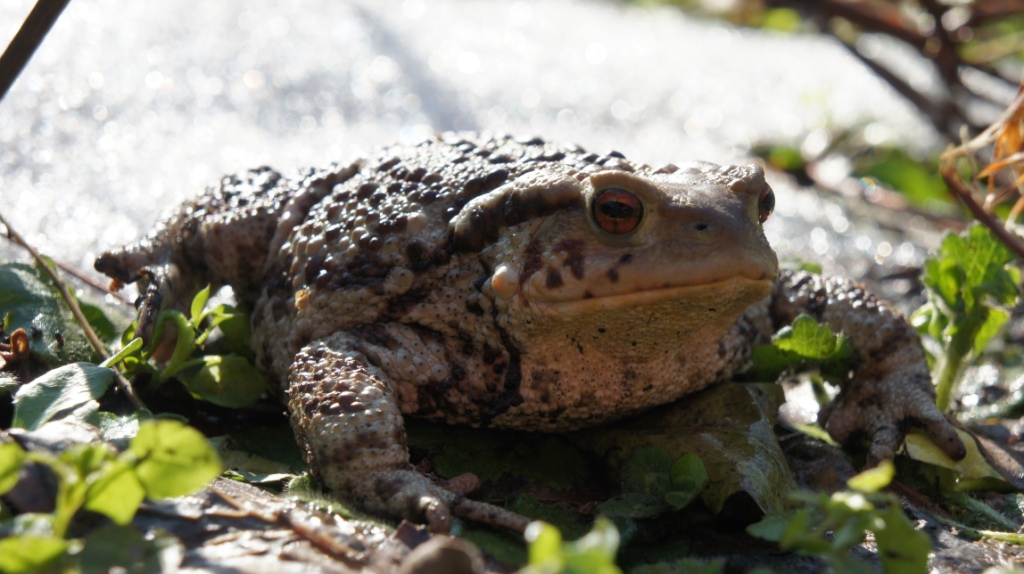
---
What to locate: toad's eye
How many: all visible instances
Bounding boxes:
[758,184,775,224]
[593,188,643,234]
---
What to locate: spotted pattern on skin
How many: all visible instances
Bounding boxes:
[95,133,965,533]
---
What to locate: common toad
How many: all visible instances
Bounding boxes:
[95,133,966,533]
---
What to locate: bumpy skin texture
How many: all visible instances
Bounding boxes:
[95,133,965,533]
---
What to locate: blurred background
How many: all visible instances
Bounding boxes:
[0,0,1020,277]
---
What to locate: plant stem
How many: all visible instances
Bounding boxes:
[934,349,965,413]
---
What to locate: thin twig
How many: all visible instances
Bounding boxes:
[0,0,73,104]
[0,211,146,409]
[940,166,1024,260]
[52,257,133,306]
[834,36,957,136]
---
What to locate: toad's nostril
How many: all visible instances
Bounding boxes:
[694,222,710,232]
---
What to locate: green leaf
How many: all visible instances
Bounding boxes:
[972,307,1010,357]
[12,363,114,430]
[128,419,222,499]
[759,7,803,32]
[0,262,101,366]
[874,505,929,574]
[99,337,144,369]
[0,535,69,573]
[668,452,707,491]
[190,285,212,325]
[78,299,121,344]
[523,518,621,574]
[747,509,802,543]
[84,457,146,525]
[600,448,707,517]
[775,315,844,358]
[746,315,854,381]
[620,446,672,497]
[87,410,154,448]
[857,148,948,209]
[0,441,26,495]
[0,373,19,395]
[846,460,894,494]
[206,304,254,358]
[904,429,1006,488]
[151,311,196,383]
[177,354,267,408]
[525,521,563,569]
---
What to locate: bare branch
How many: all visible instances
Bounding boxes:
[0,0,73,104]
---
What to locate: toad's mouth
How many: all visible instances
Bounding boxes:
[529,274,775,318]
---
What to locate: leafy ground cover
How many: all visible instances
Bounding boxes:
[2,172,1024,573]
[3,2,1024,572]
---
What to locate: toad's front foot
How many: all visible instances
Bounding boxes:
[818,367,966,465]
[346,468,529,534]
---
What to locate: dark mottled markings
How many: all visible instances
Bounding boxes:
[449,168,581,253]
[405,240,427,262]
[357,183,378,198]
[606,268,619,283]
[555,239,585,280]
[465,300,485,316]
[377,157,400,172]
[460,168,509,198]
[546,269,563,289]
[450,363,466,381]
[482,346,502,365]
[384,288,430,319]
[519,237,544,287]
[526,150,566,163]
[353,323,398,349]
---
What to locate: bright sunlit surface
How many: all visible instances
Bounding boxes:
[1,0,944,274]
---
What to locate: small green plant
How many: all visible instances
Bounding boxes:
[521,517,621,574]
[747,461,930,574]
[0,284,254,571]
[746,313,854,384]
[912,224,1021,410]
[0,419,221,573]
[113,286,267,408]
[599,446,707,519]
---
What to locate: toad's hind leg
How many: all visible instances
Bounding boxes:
[288,333,530,534]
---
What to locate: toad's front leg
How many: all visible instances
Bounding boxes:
[287,332,530,534]
[769,271,967,464]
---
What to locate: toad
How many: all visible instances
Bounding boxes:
[95,133,966,533]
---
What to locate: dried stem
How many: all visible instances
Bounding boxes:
[0,0,73,104]
[940,166,1024,260]
[0,211,145,409]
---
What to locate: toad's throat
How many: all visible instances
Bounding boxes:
[529,275,774,317]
